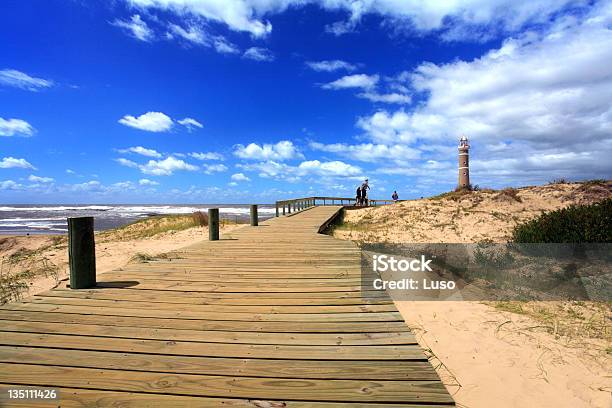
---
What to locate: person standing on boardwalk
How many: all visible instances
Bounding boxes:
[392,191,399,201]
[361,179,370,206]
[356,186,362,206]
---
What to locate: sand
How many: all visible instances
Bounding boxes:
[396,301,610,408]
[334,181,611,243]
[334,181,612,408]
[0,223,243,302]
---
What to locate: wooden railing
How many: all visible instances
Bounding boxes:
[274,196,402,217]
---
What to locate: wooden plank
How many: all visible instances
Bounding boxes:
[90,280,367,293]
[0,346,438,380]
[2,303,404,322]
[0,363,454,403]
[37,288,395,305]
[0,310,412,333]
[0,320,417,345]
[29,296,398,314]
[0,332,426,360]
[0,385,453,407]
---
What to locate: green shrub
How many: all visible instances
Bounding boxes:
[512,198,612,243]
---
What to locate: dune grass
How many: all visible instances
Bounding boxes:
[97,211,209,242]
[0,245,61,304]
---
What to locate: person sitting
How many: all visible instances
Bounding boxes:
[392,191,399,201]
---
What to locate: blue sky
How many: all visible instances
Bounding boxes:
[1,0,611,204]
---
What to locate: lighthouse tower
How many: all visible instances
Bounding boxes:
[458,135,470,189]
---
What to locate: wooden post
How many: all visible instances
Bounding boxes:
[275,203,279,217]
[282,204,286,215]
[288,203,291,214]
[250,205,258,226]
[208,208,219,240]
[68,216,96,289]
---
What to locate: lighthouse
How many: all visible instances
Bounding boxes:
[458,135,470,189]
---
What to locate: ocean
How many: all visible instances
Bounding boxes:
[0,204,276,235]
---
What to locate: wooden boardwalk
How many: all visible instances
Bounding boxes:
[0,206,454,407]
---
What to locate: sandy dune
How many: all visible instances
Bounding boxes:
[334,181,612,408]
[335,181,611,243]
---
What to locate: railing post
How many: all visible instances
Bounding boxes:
[68,216,96,289]
[208,208,219,240]
[250,204,258,226]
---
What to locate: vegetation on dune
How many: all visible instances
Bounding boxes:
[98,211,210,242]
[492,300,611,345]
[0,242,62,304]
[129,251,183,263]
[512,198,612,243]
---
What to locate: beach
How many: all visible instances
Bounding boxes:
[0,214,246,303]
[0,204,276,234]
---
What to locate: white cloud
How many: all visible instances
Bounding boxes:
[178,117,203,131]
[242,47,274,62]
[118,111,173,132]
[297,160,362,177]
[231,172,250,181]
[0,157,36,170]
[112,14,153,42]
[125,1,577,41]
[310,142,420,162]
[202,163,228,174]
[213,37,240,54]
[0,180,22,190]
[357,92,411,104]
[238,159,362,181]
[306,60,358,72]
[237,160,291,180]
[167,23,239,54]
[168,23,207,44]
[325,19,357,36]
[65,169,75,174]
[128,0,273,37]
[28,175,54,183]
[115,158,139,168]
[139,156,199,176]
[356,110,421,144]
[234,140,303,161]
[322,74,379,90]
[189,152,224,160]
[118,146,162,158]
[399,12,612,147]
[139,178,159,186]
[112,181,135,190]
[228,181,238,186]
[0,69,53,91]
[0,117,34,137]
[71,180,103,192]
